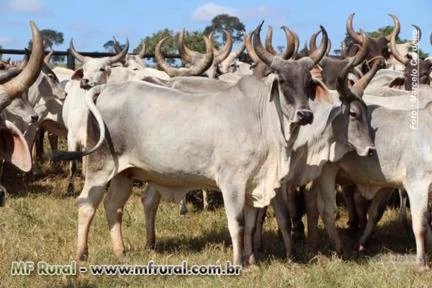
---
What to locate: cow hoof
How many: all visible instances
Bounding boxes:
[414,264,430,273]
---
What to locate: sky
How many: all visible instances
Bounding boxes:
[0,0,431,59]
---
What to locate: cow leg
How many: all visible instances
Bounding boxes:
[104,172,133,257]
[358,188,393,250]
[271,189,292,258]
[404,180,432,270]
[399,189,410,229]
[306,182,319,252]
[341,184,359,231]
[354,191,369,232]
[315,164,344,256]
[202,189,209,210]
[291,186,306,240]
[219,181,245,266]
[244,204,258,265]
[179,198,188,215]
[253,207,267,254]
[66,135,79,196]
[76,175,108,261]
[35,127,45,162]
[141,184,161,249]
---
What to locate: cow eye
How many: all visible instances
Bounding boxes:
[349,111,357,118]
[99,68,105,72]
[48,74,55,79]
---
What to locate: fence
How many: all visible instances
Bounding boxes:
[0,49,181,70]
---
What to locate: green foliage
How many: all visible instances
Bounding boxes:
[28,29,65,63]
[103,40,115,52]
[203,14,246,45]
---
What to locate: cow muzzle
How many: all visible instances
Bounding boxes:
[295,109,314,125]
[80,79,92,90]
[357,146,376,157]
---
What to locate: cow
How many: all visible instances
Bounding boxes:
[346,13,400,73]
[306,95,432,270]
[68,38,129,89]
[252,37,380,257]
[51,22,330,266]
[0,21,46,205]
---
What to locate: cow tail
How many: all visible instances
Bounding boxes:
[50,86,106,161]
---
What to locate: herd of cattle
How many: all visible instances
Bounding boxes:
[1,13,432,271]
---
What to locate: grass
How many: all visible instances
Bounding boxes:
[1,162,432,288]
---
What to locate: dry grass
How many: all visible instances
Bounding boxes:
[1,163,432,288]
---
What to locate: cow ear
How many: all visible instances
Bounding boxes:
[311,78,332,104]
[71,68,84,80]
[0,121,32,172]
[268,75,279,102]
[388,77,405,89]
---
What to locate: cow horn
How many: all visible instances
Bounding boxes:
[430,32,432,46]
[348,31,369,67]
[108,39,129,64]
[0,69,22,84]
[265,26,277,55]
[336,58,357,103]
[302,26,328,69]
[351,57,384,98]
[252,21,275,67]
[309,30,319,52]
[245,32,261,64]
[178,30,197,63]
[346,13,363,44]
[386,14,401,42]
[233,31,247,59]
[215,30,233,63]
[44,49,53,64]
[112,36,122,53]
[3,21,44,101]
[280,26,296,59]
[70,39,87,63]
[411,24,422,45]
[390,28,409,65]
[156,36,214,77]
[137,39,146,59]
[290,28,300,59]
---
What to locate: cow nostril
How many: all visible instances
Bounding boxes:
[368,148,376,157]
[31,114,39,122]
[297,110,314,125]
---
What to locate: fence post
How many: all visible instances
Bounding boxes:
[66,49,75,70]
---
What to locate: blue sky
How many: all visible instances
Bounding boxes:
[0,0,431,58]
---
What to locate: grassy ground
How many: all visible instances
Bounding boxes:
[1,162,432,288]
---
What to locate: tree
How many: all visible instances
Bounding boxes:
[28,28,65,63]
[203,14,245,45]
[103,40,116,53]
[0,44,2,60]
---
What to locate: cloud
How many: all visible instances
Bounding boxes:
[8,0,43,13]
[191,2,237,21]
[0,36,12,46]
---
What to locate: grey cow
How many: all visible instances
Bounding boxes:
[52,22,329,266]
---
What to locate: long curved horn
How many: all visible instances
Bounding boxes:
[137,39,146,58]
[351,56,383,98]
[178,30,197,63]
[156,36,214,77]
[108,39,129,64]
[336,57,357,103]
[326,38,332,55]
[386,14,401,42]
[233,31,247,58]
[307,26,329,66]
[44,49,53,64]
[411,24,422,44]
[252,21,275,67]
[346,13,363,44]
[348,31,369,67]
[112,36,122,53]
[265,26,277,55]
[280,26,295,59]
[245,32,261,64]
[290,28,300,59]
[215,30,233,63]
[390,28,409,65]
[309,30,319,52]
[69,39,87,63]
[3,21,44,100]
